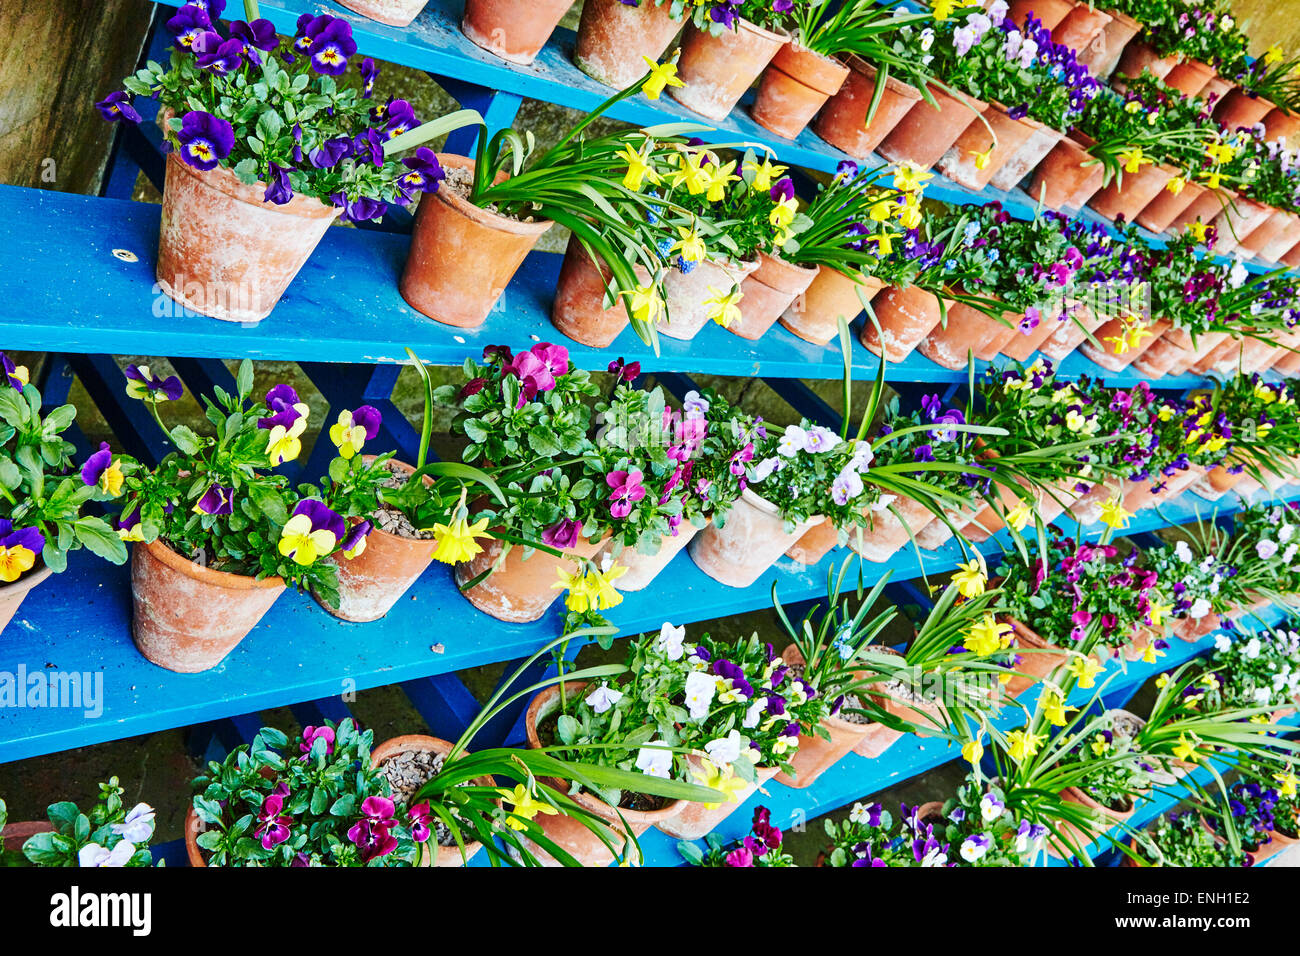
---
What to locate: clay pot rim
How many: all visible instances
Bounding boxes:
[753,249,820,287]
[732,15,789,44]
[1105,8,1140,28]
[370,733,494,855]
[771,43,851,95]
[0,820,54,848]
[140,537,285,591]
[842,54,922,99]
[524,682,682,823]
[432,153,554,239]
[988,99,1053,134]
[0,562,54,601]
[162,146,339,220]
[1061,783,1136,820]
[739,486,825,526]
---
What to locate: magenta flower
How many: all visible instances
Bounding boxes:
[407,803,433,843]
[347,817,398,862]
[606,469,646,518]
[529,343,570,379]
[505,351,558,407]
[724,846,755,867]
[542,518,582,550]
[300,724,336,757]
[608,357,641,382]
[255,793,293,850]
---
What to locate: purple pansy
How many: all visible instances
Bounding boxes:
[339,520,372,558]
[300,725,336,756]
[259,384,305,430]
[264,162,293,205]
[166,4,212,49]
[398,147,445,199]
[0,519,45,557]
[96,91,141,124]
[541,519,582,550]
[195,484,234,516]
[192,31,246,75]
[80,442,115,490]
[307,18,357,76]
[176,110,235,171]
[125,364,184,402]
[290,499,347,545]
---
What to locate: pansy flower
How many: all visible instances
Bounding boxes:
[329,406,382,459]
[277,499,346,566]
[307,17,356,76]
[1,353,28,390]
[116,505,145,542]
[80,442,124,497]
[125,364,183,403]
[95,91,142,124]
[165,4,212,50]
[0,520,44,583]
[606,468,647,518]
[339,520,371,559]
[192,31,246,75]
[194,483,234,517]
[175,110,235,171]
[397,147,445,199]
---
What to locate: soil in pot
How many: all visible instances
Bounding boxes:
[813,56,922,159]
[321,459,436,623]
[461,0,574,65]
[670,19,787,122]
[400,156,553,329]
[156,152,341,323]
[574,0,683,88]
[131,538,284,673]
[751,44,850,141]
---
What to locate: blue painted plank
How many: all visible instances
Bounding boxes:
[0,185,1241,387]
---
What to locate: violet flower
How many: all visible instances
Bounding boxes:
[264,162,293,205]
[307,18,356,76]
[542,518,582,550]
[96,91,141,124]
[195,484,234,516]
[175,110,234,171]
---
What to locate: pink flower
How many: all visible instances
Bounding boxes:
[607,469,647,518]
[300,725,335,757]
[542,518,582,550]
[724,846,755,867]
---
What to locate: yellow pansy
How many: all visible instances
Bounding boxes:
[1099,497,1133,530]
[277,514,337,566]
[1090,732,1111,756]
[1155,672,1170,689]
[497,783,558,830]
[951,556,987,598]
[265,418,307,466]
[430,515,491,564]
[640,56,684,100]
[329,409,370,460]
[1147,599,1173,628]
[0,544,36,583]
[1067,654,1105,689]
[617,142,660,192]
[691,757,749,809]
[703,285,744,328]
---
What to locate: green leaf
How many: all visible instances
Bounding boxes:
[169,425,203,456]
[74,516,129,565]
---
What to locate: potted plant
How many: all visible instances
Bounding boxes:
[669,1,790,121]
[97,5,468,322]
[573,0,686,88]
[2,779,156,868]
[461,0,574,65]
[1144,532,1239,642]
[678,805,795,865]
[820,801,954,866]
[0,358,130,634]
[402,74,694,344]
[1125,809,1252,866]
[920,778,1049,866]
[1203,623,1300,719]
[115,362,358,672]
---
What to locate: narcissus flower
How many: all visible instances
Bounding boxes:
[745,157,786,193]
[1005,503,1032,532]
[1041,687,1075,727]
[671,226,707,264]
[1099,497,1133,530]
[125,364,183,403]
[1067,654,1105,688]
[1118,146,1151,174]
[971,147,994,171]
[1166,175,1186,195]
[1006,727,1045,762]
[81,442,124,497]
[497,784,558,830]
[962,739,984,765]
[430,515,491,564]
[0,520,43,583]
[619,283,665,325]
[1274,769,1299,797]
[892,161,932,194]
[278,499,345,566]
[641,56,684,100]
[705,160,740,202]
[691,757,748,809]
[952,556,987,598]
[617,142,660,192]
[1172,733,1202,763]
[704,285,744,328]
[965,614,1010,655]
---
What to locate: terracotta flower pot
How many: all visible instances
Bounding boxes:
[600,522,700,592]
[400,154,552,329]
[320,459,433,623]
[689,489,823,589]
[1214,88,1275,130]
[656,761,779,841]
[1171,186,1229,233]
[937,101,1040,191]
[813,56,922,159]
[785,520,841,565]
[1191,462,1244,500]
[1163,58,1215,97]
[1199,74,1233,105]
[1172,612,1219,643]
[1049,784,1136,857]
[670,19,787,122]
[524,683,683,866]
[461,0,573,64]
[1088,163,1176,222]
[1236,205,1290,259]
[774,646,882,788]
[1113,39,1180,84]
[1137,179,1205,235]
[0,564,52,636]
[131,538,285,673]
[455,532,608,623]
[1257,211,1300,263]
[1133,328,1225,378]
[988,123,1065,193]
[751,44,849,140]
[856,648,944,758]
[336,0,429,26]
[848,495,937,562]
[1030,132,1103,210]
[780,267,882,345]
[1212,195,1273,254]
[1263,107,1300,145]
[913,506,975,550]
[550,233,645,348]
[1002,299,1076,362]
[730,251,818,340]
[1078,9,1141,79]
[1009,0,1075,30]
[1271,332,1300,374]
[0,820,53,861]
[370,734,494,866]
[877,88,987,170]
[1039,301,1103,360]
[1066,475,1120,526]
[156,153,340,323]
[574,0,683,88]
[1052,3,1112,51]
[918,303,1017,369]
[860,284,943,362]
[1079,316,1169,371]
[661,256,758,340]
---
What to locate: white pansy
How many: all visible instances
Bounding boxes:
[656,621,686,660]
[1214,632,1233,652]
[1189,597,1213,620]
[704,730,743,766]
[684,670,716,720]
[778,424,808,457]
[1174,540,1193,563]
[1245,637,1262,660]
[635,741,673,779]
[585,682,624,715]
[743,696,765,729]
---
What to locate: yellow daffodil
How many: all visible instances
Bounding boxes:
[1099,497,1133,530]
[554,565,594,613]
[892,161,932,195]
[1250,714,1271,725]
[1172,733,1202,764]
[868,198,898,222]
[1119,147,1151,174]
[0,544,36,583]
[1005,502,1033,533]
[966,614,1011,656]
[497,783,558,830]
[329,409,370,460]
[896,199,923,230]
[588,562,627,610]
[265,419,307,466]
[703,284,744,328]
[932,0,956,19]
[972,147,994,171]
[430,515,491,564]
[1187,220,1209,243]
[1147,599,1173,628]
[278,514,337,566]
[1205,141,1236,165]
[1265,44,1285,66]
[670,149,712,195]
[1140,640,1163,664]
[705,160,740,203]
[866,230,901,256]
[640,56,684,100]
[1274,769,1299,797]
[691,757,749,809]
[1067,654,1105,689]
[745,157,786,193]
[671,225,707,264]
[1166,175,1186,195]
[619,283,665,326]
[962,739,984,766]
[1042,688,1075,728]
[951,556,987,598]
[617,142,660,192]
[1006,727,1046,763]
[1206,171,1223,189]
